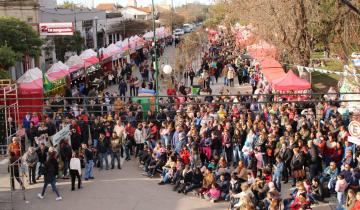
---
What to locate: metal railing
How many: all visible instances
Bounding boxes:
[0,145,7,157]
[6,157,27,210]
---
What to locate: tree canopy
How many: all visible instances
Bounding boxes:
[206,0,360,66]
[0,17,42,58]
[58,1,80,9]
[53,31,85,62]
[0,45,20,71]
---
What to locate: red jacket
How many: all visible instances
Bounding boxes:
[352,201,360,210]
[125,125,135,137]
[180,149,190,165]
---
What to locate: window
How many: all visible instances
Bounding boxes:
[27,17,33,23]
[109,34,113,44]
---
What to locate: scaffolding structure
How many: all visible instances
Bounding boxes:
[0,79,19,148]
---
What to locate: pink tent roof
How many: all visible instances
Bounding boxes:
[83,56,99,65]
[66,55,85,73]
[17,68,43,90]
[47,61,69,81]
[272,70,311,91]
[262,68,285,84]
[260,58,283,69]
[247,40,277,59]
[106,43,122,55]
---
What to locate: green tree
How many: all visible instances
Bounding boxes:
[53,31,85,62]
[0,17,42,58]
[159,11,185,28]
[58,1,80,9]
[0,45,20,79]
[0,45,20,71]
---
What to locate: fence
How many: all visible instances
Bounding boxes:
[3,157,27,210]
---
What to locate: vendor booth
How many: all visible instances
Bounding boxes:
[133,88,156,117]
[272,70,311,91]
[247,41,277,60]
[17,68,43,118]
[259,58,286,84]
[46,61,69,96]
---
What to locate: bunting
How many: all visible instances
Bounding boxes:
[297,65,360,77]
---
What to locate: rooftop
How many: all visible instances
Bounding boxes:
[96,3,119,11]
[126,6,152,14]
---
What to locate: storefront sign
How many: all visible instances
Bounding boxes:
[39,22,74,36]
[52,125,70,146]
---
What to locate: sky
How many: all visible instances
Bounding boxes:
[57,0,213,8]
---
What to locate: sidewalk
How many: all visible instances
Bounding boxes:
[105,46,252,97]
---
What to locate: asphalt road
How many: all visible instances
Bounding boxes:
[10,158,227,210]
[2,156,337,210]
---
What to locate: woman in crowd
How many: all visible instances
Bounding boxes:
[38,149,62,201]
[69,152,82,191]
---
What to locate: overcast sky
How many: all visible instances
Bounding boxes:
[57,0,213,8]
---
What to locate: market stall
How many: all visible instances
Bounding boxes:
[17,68,43,118]
[45,61,69,96]
[272,70,311,91]
[259,58,286,84]
[247,40,277,60]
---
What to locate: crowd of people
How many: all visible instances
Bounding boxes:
[6,31,360,210]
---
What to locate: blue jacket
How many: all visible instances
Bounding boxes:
[273,162,284,177]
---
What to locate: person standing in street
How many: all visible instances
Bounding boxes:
[60,139,72,179]
[9,152,25,190]
[82,143,94,180]
[25,147,38,185]
[69,152,82,191]
[118,79,127,101]
[110,132,122,169]
[189,69,195,86]
[38,150,62,201]
[97,133,110,170]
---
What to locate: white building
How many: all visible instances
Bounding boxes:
[121,6,152,20]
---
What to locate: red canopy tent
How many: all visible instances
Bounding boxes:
[259,58,286,83]
[247,40,277,60]
[272,70,311,91]
[17,68,43,119]
[260,58,283,69]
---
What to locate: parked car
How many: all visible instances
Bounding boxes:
[173,28,185,36]
[183,25,192,33]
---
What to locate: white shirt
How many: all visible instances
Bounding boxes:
[113,124,125,140]
[135,128,144,144]
[70,157,81,175]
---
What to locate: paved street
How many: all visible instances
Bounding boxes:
[6,158,227,210]
[0,156,336,210]
[105,46,253,97]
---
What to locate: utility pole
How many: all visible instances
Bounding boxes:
[94,16,98,49]
[151,0,159,112]
[171,0,174,36]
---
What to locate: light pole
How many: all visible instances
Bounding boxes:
[151,0,159,112]
[94,16,98,50]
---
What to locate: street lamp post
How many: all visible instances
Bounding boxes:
[151,0,160,112]
[94,16,98,50]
